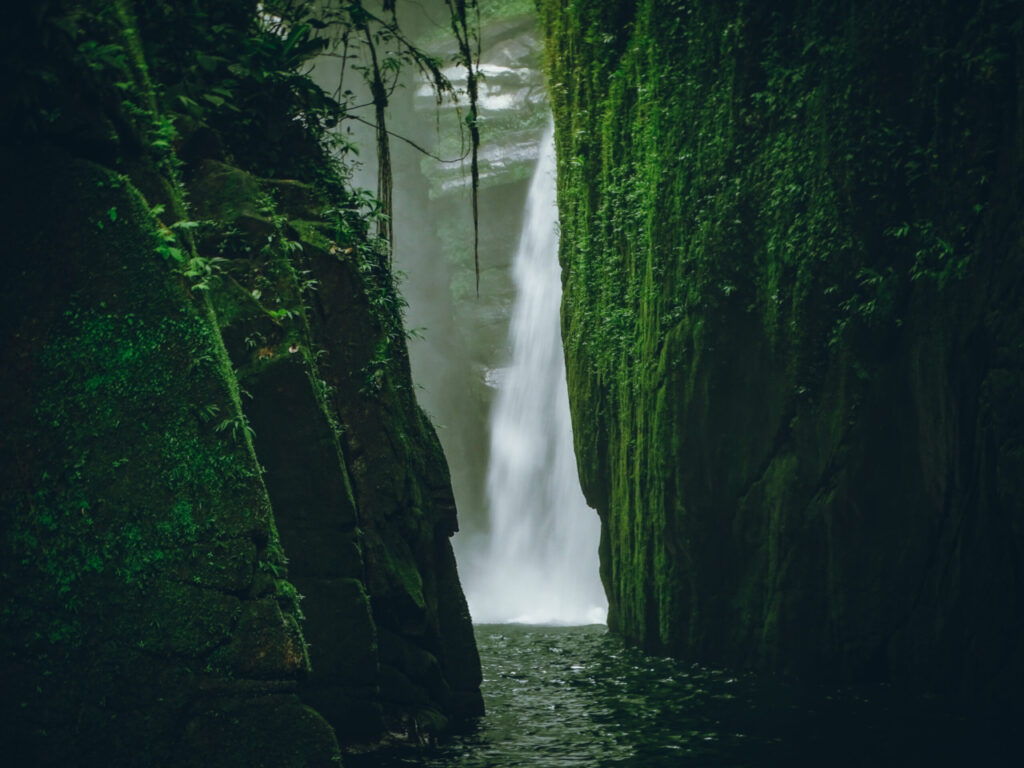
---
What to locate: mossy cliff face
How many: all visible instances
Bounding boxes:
[190,159,483,738]
[540,0,1024,707]
[1,0,480,763]
[0,149,338,766]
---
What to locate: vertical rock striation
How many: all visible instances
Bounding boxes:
[1,1,481,764]
[0,146,340,767]
[540,0,1024,712]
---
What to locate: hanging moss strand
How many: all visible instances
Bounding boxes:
[445,0,481,296]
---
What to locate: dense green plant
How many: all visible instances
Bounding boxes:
[4,0,483,287]
[538,0,1023,675]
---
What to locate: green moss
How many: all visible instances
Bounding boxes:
[2,0,482,758]
[1,144,338,763]
[540,0,1024,700]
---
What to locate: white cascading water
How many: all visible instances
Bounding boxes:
[465,123,607,625]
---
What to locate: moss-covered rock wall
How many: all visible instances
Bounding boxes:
[1,1,480,764]
[539,0,1024,710]
[0,146,340,768]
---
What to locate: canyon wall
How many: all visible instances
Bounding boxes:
[0,1,480,764]
[540,0,1024,712]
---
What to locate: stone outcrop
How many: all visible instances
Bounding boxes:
[0,146,340,768]
[540,0,1024,716]
[190,159,483,739]
[0,1,481,764]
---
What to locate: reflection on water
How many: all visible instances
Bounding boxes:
[349,624,1019,768]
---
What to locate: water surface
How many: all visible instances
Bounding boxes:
[350,624,1017,767]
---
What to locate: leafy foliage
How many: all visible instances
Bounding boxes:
[538,0,1024,665]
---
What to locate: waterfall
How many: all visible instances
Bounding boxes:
[464,123,607,625]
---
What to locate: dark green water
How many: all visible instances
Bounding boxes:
[350,624,1018,767]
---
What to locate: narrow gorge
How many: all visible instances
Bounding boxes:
[2,1,1023,766]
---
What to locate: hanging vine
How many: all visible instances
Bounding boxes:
[351,6,394,264]
[445,0,482,295]
[317,0,481,282]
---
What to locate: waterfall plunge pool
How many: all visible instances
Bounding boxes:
[348,623,1017,768]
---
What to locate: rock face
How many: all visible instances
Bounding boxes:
[540,0,1024,712]
[0,1,480,764]
[191,160,484,741]
[0,147,340,767]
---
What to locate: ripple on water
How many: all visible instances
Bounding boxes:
[346,624,1019,768]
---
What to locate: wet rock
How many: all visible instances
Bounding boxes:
[540,0,1024,717]
[0,146,339,766]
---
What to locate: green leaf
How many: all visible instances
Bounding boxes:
[158,245,184,263]
[195,52,222,72]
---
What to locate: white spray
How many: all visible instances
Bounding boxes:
[464,122,607,625]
